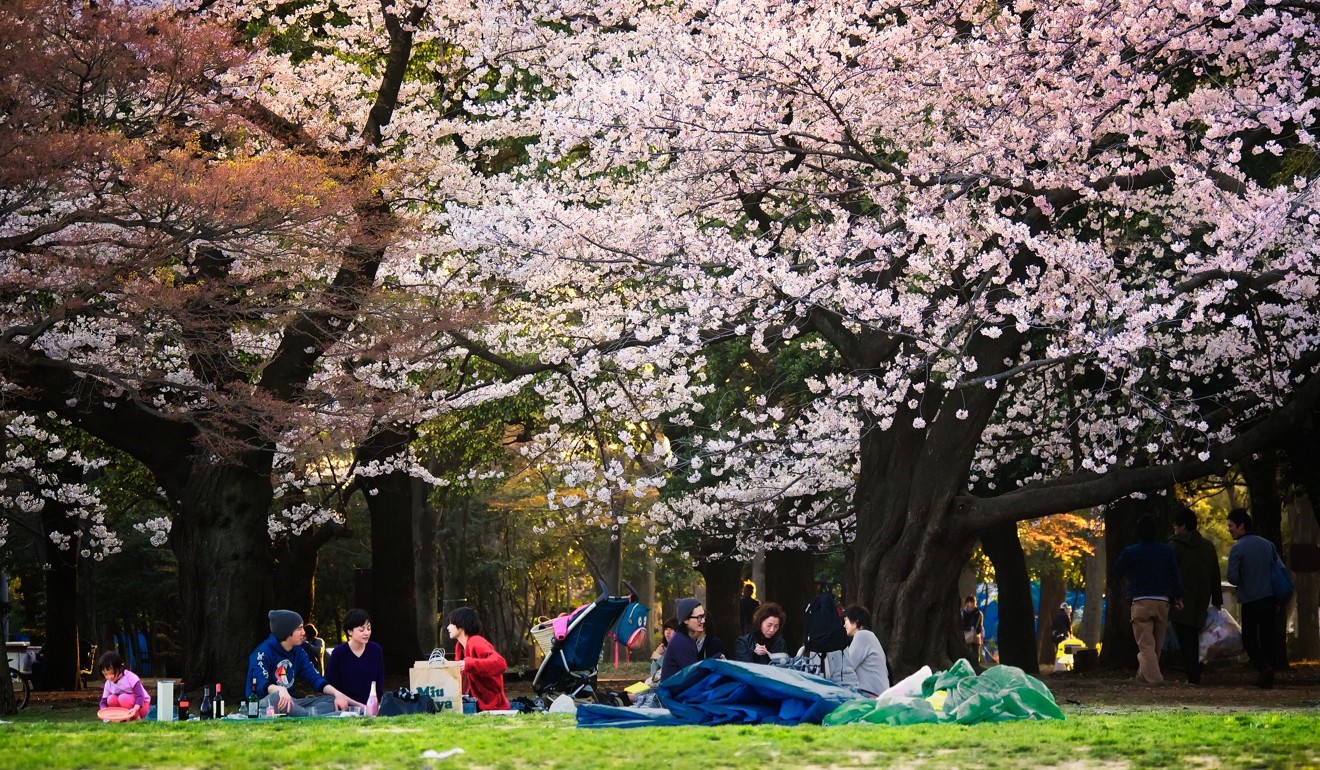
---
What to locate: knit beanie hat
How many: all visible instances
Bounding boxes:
[675,597,700,624]
[269,609,304,641]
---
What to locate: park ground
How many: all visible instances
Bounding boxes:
[4,662,1320,769]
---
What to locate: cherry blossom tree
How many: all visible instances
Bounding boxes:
[436,0,1320,671]
[0,0,479,688]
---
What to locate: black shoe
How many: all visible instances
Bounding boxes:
[1256,670,1274,689]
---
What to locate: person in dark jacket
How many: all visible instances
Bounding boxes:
[961,595,984,665]
[1111,516,1184,684]
[659,597,725,682]
[247,609,351,715]
[1170,507,1222,684]
[1051,604,1073,645]
[735,602,788,664]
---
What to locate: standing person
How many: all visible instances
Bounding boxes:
[446,607,510,711]
[1226,508,1282,689]
[961,595,984,665]
[1170,507,1223,685]
[738,584,760,635]
[1052,604,1073,646]
[735,603,788,664]
[659,598,726,682]
[324,608,384,709]
[248,609,351,715]
[97,651,150,720]
[301,622,326,675]
[1111,516,1184,684]
[842,605,890,696]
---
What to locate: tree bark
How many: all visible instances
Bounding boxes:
[1098,497,1142,671]
[765,548,816,652]
[171,461,275,697]
[1289,496,1320,660]
[1242,453,1289,668]
[271,524,342,618]
[980,522,1039,674]
[695,556,742,654]
[413,475,439,655]
[357,425,424,675]
[1036,565,1066,665]
[1078,533,1106,646]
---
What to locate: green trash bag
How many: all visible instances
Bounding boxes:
[824,662,1064,727]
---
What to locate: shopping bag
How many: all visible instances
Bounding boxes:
[409,660,463,713]
[1198,606,1243,663]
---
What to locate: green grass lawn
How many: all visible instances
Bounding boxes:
[3,708,1319,769]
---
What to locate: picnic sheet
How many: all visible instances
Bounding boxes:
[577,659,863,728]
[822,659,1065,726]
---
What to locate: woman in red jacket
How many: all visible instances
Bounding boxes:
[446,607,510,711]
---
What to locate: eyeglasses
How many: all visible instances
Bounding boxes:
[689,614,707,622]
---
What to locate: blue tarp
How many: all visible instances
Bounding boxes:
[577,659,863,728]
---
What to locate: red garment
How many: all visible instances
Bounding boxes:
[455,634,510,711]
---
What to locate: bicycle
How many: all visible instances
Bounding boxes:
[9,666,30,709]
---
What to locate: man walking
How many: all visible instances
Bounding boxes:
[1112,516,1184,684]
[1169,507,1222,684]
[1226,509,1281,688]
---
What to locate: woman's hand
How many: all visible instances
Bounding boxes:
[754,643,768,656]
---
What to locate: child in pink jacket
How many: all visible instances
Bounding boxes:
[99,650,151,720]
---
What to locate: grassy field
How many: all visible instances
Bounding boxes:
[4,707,1320,769]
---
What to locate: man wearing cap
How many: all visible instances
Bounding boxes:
[658,597,727,682]
[247,609,351,715]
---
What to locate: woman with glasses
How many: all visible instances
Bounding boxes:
[658,597,726,682]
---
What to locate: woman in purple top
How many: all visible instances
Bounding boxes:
[325,608,385,707]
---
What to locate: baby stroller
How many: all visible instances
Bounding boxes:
[531,581,641,706]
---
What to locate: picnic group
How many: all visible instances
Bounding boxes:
[98,505,1289,721]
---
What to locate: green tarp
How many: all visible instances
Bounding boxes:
[823,659,1065,726]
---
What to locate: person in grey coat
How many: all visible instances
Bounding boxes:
[842,605,890,696]
[1227,508,1282,688]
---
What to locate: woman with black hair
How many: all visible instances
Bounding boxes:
[325,608,383,710]
[842,605,890,696]
[446,607,510,711]
[735,602,788,664]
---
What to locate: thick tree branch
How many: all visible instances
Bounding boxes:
[958,368,1320,528]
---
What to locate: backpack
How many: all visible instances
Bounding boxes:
[613,601,651,649]
[804,590,849,653]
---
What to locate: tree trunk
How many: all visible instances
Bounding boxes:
[765,548,816,653]
[1242,453,1289,668]
[1288,495,1319,661]
[1036,565,1066,665]
[1078,533,1106,646]
[35,471,84,692]
[357,426,424,675]
[980,522,1039,674]
[1098,497,1142,671]
[695,556,742,654]
[271,525,341,618]
[413,475,439,655]
[172,461,275,698]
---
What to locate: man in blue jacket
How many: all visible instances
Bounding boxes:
[247,609,351,715]
[1226,509,1281,688]
[1112,516,1184,684]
